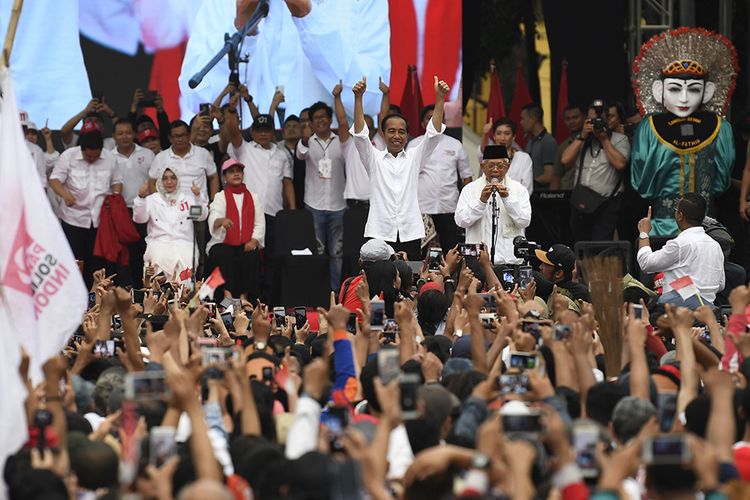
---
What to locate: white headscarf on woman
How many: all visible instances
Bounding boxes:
[156,166,181,205]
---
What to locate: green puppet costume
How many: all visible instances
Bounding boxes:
[631,27,739,236]
[631,112,734,235]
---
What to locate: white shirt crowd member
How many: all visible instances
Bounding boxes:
[455,176,532,265]
[149,143,216,201]
[113,144,154,208]
[637,226,725,303]
[133,167,208,280]
[409,133,471,214]
[49,148,123,228]
[476,144,534,194]
[228,141,293,216]
[179,0,390,125]
[297,133,347,212]
[341,139,371,201]
[350,120,444,242]
[25,138,48,188]
[207,190,266,255]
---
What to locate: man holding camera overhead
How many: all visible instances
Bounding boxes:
[562,99,630,242]
[454,144,531,265]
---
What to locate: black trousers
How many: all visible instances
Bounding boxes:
[194,220,208,280]
[429,213,460,254]
[125,212,147,289]
[570,194,623,243]
[385,237,421,262]
[208,243,261,302]
[61,221,112,288]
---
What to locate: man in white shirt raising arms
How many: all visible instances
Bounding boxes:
[226,109,295,302]
[637,193,725,308]
[297,100,347,293]
[350,75,450,261]
[454,145,531,266]
[409,104,472,253]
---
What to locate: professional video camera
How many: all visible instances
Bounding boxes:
[513,236,540,260]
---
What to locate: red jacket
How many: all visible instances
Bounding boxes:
[94,194,141,265]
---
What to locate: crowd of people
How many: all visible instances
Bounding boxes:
[12,37,750,499]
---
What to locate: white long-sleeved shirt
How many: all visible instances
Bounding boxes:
[49,147,123,228]
[207,190,265,254]
[350,120,445,242]
[178,0,390,126]
[455,175,531,265]
[296,132,346,212]
[228,140,292,216]
[132,191,207,245]
[636,226,725,303]
[409,133,471,214]
[113,144,154,207]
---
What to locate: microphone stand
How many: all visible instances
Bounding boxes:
[188,0,270,89]
[490,187,498,265]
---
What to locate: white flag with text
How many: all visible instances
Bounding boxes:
[0,67,88,470]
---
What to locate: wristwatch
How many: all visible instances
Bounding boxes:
[470,452,491,470]
[575,133,584,141]
[639,231,650,240]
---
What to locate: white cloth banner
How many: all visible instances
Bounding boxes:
[0,66,87,478]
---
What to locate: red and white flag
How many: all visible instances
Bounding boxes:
[0,67,87,471]
[198,267,225,300]
[669,275,701,301]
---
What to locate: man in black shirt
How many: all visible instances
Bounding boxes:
[532,244,591,302]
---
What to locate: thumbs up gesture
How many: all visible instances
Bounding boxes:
[332,79,343,98]
[434,75,450,99]
[191,181,201,197]
[352,76,367,97]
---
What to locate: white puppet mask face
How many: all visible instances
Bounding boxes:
[652,78,716,117]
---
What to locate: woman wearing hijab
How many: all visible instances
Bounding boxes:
[207,159,265,301]
[133,166,207,280]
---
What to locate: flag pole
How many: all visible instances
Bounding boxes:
[2,0,24,68]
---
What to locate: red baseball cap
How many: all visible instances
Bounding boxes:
[137,128,159,143]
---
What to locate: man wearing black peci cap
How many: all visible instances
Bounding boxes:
[455,144,532,265]
[532,244,591,302]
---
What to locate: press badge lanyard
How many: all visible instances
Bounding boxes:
[314,137,333,157]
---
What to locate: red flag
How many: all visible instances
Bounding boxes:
[487,62,506,122]
[400,65,425,137]
[198,267,225,300]
[555,61,569,143]
[508,65,533,150]
[179,267,192,282]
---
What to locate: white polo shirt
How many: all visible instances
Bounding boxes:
[341,138,371,201]
[296,132,346,212]
[228,140,293,216]
[350,120,445,242]
[408,133,471,214]
[113,144,154,207]
[149,144,216,200]
[49,147,123,228]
